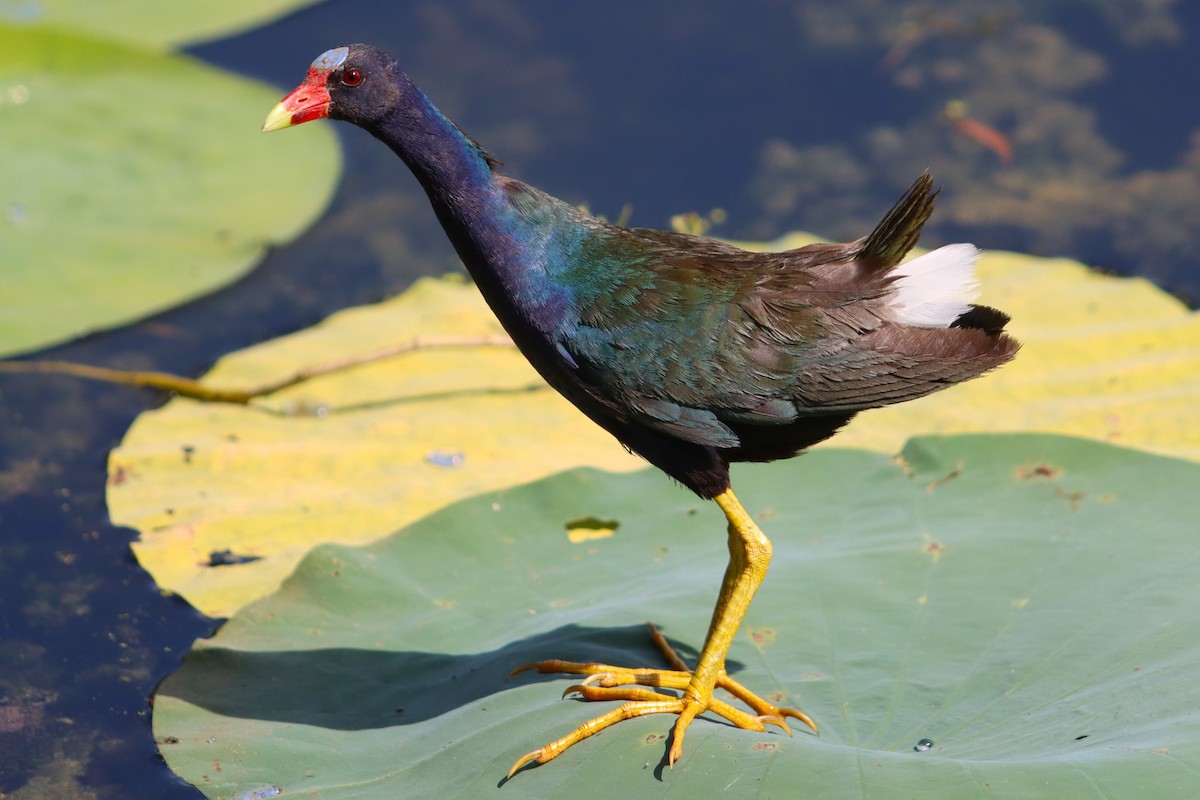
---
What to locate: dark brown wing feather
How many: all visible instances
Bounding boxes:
[559,173,1018,464]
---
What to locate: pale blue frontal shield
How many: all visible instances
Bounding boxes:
[312,47,349,72]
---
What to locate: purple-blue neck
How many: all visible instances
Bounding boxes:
[361,73,575,337]
[368,75,499,215]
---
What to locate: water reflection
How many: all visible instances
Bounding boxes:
[753,1,1200,298]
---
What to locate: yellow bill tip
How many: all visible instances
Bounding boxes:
[261,101,294,133]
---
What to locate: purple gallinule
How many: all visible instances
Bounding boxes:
[264,44,1018,777]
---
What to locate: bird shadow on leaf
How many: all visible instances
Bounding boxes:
[155,623,745,731]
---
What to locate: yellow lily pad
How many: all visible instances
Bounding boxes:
[108,249,1200,618]
[109,276,644,618]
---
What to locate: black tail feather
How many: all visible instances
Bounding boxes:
[952,304,1011,334]
[860,171,939,268]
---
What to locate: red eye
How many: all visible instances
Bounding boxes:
[341,68,363,87]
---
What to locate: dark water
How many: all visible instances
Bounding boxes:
[3,2,1198,796]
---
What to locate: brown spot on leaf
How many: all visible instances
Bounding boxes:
[922,533,951,563]
[926,460,963,492]
[1018,463,1061,480]
[1054,487,1085,512]
[748,627,776,646]
[108,464,135,486]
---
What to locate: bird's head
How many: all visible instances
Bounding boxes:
[262,44,399,132]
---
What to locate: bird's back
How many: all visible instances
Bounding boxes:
[498,174,1017,467]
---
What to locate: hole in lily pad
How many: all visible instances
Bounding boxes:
[564,516,620,543]
[205,550,261,568]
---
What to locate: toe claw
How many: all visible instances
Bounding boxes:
[506,749,543,780]
[667,738,683,767]
[505,624,819,779]
[508,663,536,679]
[781,707,819,735]
[757,714,792,735]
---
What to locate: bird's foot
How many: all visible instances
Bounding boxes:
[506,623,815,777]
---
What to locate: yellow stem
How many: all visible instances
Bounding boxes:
[0,334,513,404]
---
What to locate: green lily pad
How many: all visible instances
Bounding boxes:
[153,434,1200,798]
[0,24,338,357]
[1,0,324,49]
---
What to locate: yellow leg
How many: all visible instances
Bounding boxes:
[506,487,816,778]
